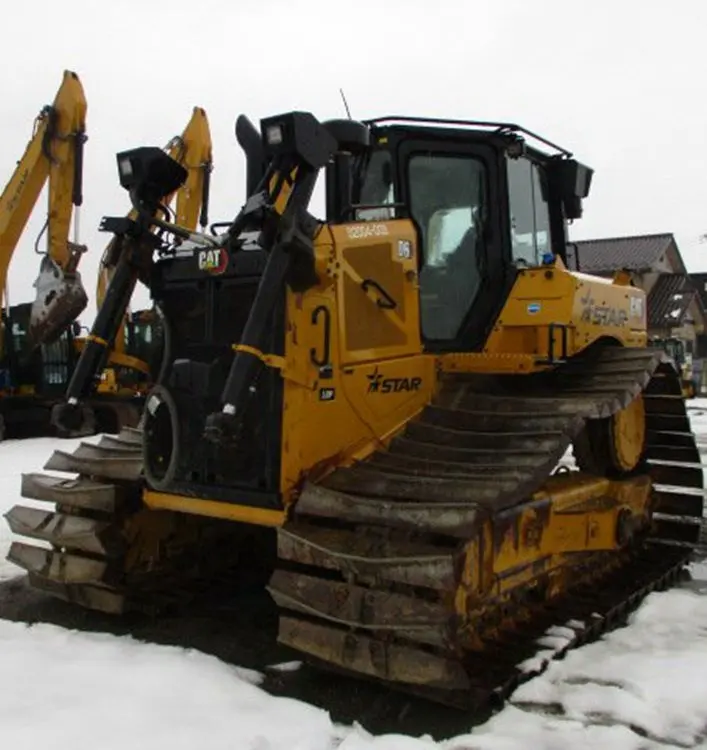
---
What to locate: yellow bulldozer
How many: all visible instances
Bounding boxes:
[5,111,703,712]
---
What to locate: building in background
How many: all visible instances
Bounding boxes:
[570,233,707,394]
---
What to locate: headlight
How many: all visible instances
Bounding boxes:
[265,124,283,146]
[118,157,133,178]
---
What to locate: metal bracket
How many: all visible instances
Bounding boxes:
[535,323,569,365]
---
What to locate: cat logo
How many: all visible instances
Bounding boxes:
[197,248,228,275]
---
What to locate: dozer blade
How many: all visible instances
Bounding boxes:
[270,347,705,711]
[29,254,88,345]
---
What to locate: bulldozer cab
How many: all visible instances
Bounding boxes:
[344,119,591,350]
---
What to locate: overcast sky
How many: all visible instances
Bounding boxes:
[2,0,706,319]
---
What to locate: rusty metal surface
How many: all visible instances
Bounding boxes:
[268,570,450,646]
[271,347,704,709]
[277,523,456,590]
[7,425,264,620]
[4,506,123,557]
[43,448,142,481]
[278,616,471,692]
[4,345,704,715]
[26,573,126,615]
[20,472,123,513]
[8,542,108,584]
[296,484,482,537]
[5,431,145,609]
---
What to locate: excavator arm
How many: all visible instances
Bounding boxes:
[0,70,89,346]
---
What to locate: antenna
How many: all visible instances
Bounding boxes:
[339,88,352,119]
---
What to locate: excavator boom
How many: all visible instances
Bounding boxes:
[0,70,90,345]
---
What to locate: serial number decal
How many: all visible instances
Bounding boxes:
[345,223,390,240]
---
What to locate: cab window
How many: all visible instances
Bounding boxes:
[356,149,396,221]
[408,153,487,341]
[506,156,550,267]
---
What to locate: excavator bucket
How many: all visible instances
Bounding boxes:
[30,251,88,345]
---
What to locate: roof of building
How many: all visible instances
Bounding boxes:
[571,233,676,274]
[647,273,696,329]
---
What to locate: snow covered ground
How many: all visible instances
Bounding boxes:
[0,412,706,749]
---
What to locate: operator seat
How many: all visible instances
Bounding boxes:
[420,224,481,341]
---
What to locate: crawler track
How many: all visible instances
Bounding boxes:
[3,345,704,715]
[268,346,705,710]
[5,426,241,614]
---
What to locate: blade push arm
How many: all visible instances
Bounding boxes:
[96,106,213,308]
[203,111,338,443]
[53,147,192,431]
[95,106,213,354]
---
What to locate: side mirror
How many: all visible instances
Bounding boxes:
[71,321,81,337]
[549,158,594,220]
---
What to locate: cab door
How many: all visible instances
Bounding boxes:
[395,138,509,352]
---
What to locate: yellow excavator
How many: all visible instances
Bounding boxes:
[0,69,90,439]
[6,112,702,713]
[0,69,213,437]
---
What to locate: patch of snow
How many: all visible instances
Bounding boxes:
[268,660,303,672]
[505,588,707,748]
[0,619,342,750]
